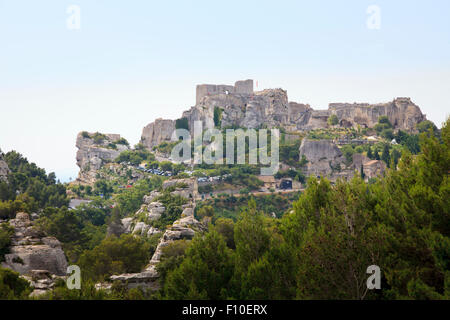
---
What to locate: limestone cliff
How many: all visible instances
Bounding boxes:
[299,138,346,177]
[328,97,425,131]
[140,118,175,150]
[76,132,130,184]
[1,213,68,276]
[137,81,427,153]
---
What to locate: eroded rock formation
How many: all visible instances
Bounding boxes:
[1,213,68,276]
[76,132,129,184]
[1,212,68,297]
[138,80,426,154]
[98,178,202,291]
[328,98,426,131]
[299,138,346,177]
[140,118,176,150]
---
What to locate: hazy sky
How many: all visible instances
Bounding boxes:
[1,0,449,182]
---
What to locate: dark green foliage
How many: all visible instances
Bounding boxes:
[381,144,390,167]
[374,149,380,160]
[159,119,449,300]
[279,139,301,167]
[163,230,234,299]
[275,168,305,183]
[214,107,223,127]
[115,148,155,166]
[151,193,187,229]
[196,192,301,221]
[0,223,14,262]
[160,161,173,172]
[394,130,420,154]
[375,116,393,136]
[327,114,339,126]
[91,132,107,145]
[35,205,108,262]
[115,176,163,216]
[0,151,68,217]
[417,120,438,135]
[114,138,129,146]
[214,218,235,249]
[341,144,355,164]
[77,234,152,282]
[156,240,190,290]
[367,146,373,159]
[175,117,189,131]
[0,267,31,299]
[381,128,394,140]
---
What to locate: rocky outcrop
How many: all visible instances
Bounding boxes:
[182,104,215,134]
[288,102,312,127]
[98,178,202,291]
[140,118,175,150]
[299,139,346,177]
[76,132,129,184]
[219,88,290,129]
[1,213,68,281]
[21,269,66,298]
[328,98,426,131]
[162,178,198,199]
[135,80,426,155]
[0,150,10,182]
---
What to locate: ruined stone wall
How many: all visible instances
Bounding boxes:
[234,79,254,94]
[196,79,253,104]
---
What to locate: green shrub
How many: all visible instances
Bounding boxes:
[327,114,338,126]
[175,117,189,131]
[0,223,14,262]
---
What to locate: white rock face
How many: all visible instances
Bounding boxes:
[121,217,134,233]
[132,222,149,236]
[1,213,68,276]
[143,191,162,204]
[299,139,346,177]
[140,118,175,150]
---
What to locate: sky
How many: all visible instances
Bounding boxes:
[0,0,449,182]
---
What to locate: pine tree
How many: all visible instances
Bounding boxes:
[381,144,390,167]
[367,146,373,159]
[374,149,380,160]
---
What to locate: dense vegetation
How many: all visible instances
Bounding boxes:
[0,151,68,219]
[0,118,448,300]
[156,119,449,299]
[196,192,302,221]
